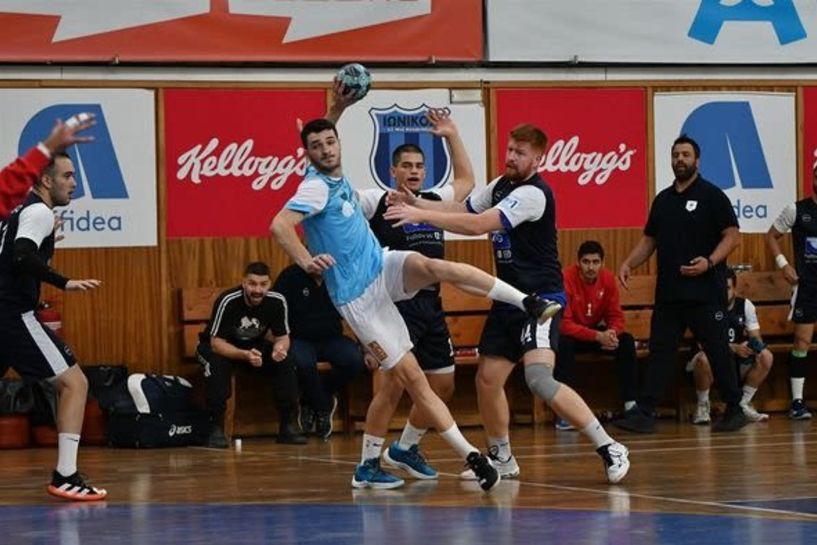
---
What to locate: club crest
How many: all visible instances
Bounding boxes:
[369,104,452,191]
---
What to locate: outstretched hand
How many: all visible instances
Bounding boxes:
[385,185,417,207]
[329,78,361,114]
[65,279,101,291]
[426,107,456,138]
[43,113,96,155]
[383,203,424,227]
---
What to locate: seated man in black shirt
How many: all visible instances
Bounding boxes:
[273,263,368,440]
[196,261,307,447]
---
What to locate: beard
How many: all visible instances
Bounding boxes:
[673,163,697,183]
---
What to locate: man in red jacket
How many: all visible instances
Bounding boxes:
[0,114,95,218]
[555,241,638,429]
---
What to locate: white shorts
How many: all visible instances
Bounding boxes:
[337,250,419,370]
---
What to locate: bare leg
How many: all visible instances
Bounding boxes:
[692,352,715,392]
[402,254,525,304]
[405,371,455,430]
[745,349,773,389]
[475,356,516,439]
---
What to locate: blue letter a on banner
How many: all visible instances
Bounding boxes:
[688,0,806,45]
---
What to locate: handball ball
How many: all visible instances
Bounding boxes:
[336,63,372,101]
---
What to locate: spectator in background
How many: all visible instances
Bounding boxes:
[273,263,369,441]
[688,268,774,424]
[196,261,307,448]
[556,240,638,430]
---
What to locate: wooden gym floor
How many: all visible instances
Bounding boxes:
[0,417,816,544]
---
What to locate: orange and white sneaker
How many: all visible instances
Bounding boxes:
[47,471,108,501]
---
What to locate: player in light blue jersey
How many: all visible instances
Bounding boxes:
[272,118,560,492]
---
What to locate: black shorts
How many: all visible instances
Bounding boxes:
[397,294,454,372]
[479,305,561,363]
[791,282,817,324]
[0,311,77,381]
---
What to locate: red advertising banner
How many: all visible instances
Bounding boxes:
[164,89,325,238]
[0,1,481,63]
[494,88,648,229]
[803,88,817,198]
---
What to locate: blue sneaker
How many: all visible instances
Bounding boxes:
[351,458,405,489]
[789,399,813,421]
[382,442,438,480]
[554,417,576,431]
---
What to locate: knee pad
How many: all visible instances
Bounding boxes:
[524,363,561,402]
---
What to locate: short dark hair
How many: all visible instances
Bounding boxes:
[300,118,338,148]
[244,261,270,277]
[673,134,700,159]
[40,152,71,182]
[577,240,604,260]
[391,144,424,167]
[725,267,737,286]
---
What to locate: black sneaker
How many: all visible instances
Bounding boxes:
[277,423,308,445]
[712,405,749,432]
[465,451,499,492]
[298,403,316,434]
[47,471,107,501]
[206,424,229,449]
[613,407,656,434]
[522,295,562,324]
[315,396,338,441]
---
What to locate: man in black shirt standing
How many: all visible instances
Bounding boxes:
[273,263,368,440]
[0,152,106,501]
[196,262,306,447]
[765,164,817,420]
[615,134,747,433]
[385,123,630,484]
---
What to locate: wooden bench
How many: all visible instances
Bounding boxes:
[179,287,345,439]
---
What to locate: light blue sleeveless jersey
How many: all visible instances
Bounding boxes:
[285,167,383,306]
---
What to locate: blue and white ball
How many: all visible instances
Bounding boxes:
[336,63,372,101]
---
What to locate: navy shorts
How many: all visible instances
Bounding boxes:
[479,305,561,363]
[791,282,817,324]
[0,311,77,381]
[397,294,455,373]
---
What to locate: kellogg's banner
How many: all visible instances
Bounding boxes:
[801,87,817,197]
[0,0,481,62]
[0,89,156,248]
[164,89,325,238]
[654,92,796,233]
[488,0,817,63]
[494,88,647,229]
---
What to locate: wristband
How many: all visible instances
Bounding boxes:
[775,254,789,269]
[706,257,714,270]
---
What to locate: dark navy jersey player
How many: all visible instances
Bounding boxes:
[385,123,630,484]
[0,152,106,501]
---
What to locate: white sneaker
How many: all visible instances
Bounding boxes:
[460,451,519,481]
[692,402,711,425]
[598,442,630,484]
[740,402,770,422]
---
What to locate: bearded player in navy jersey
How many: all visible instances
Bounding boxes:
[386,124,630,484]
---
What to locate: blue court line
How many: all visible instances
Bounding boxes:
[2,503,815,545]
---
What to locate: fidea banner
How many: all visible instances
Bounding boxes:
[0,89,157,248]
[654,92,796,234]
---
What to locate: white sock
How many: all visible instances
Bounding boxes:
[398,422,427,450]
[487,279,526,309]
[56,433,80,477]
[624,400,636,412]
[440,424,477,459]
[696,389,710,404]
[791,378,805,400]
[581,419,614,449]
[488,436,512,461]
[741,385,758,405]
[361,434,384,463]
